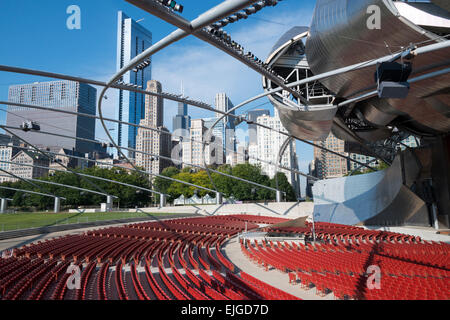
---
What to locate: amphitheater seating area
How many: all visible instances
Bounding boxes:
[1,215,448,300]
[0,215,298,300]
[243,221,450,300]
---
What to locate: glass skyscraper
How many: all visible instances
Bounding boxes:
[172,101,191,142]
[116,11,152,157]
[6,80,97,153]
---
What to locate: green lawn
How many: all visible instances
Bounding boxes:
[0,210,179,232]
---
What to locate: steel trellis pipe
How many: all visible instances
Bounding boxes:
[0,160,165,197]
[0,100,312,180]
[97,0,262,196]
[0,131,218,195]
[2,125,280,193]
[0,143,215,194]
[0,175,115,198]
[275,136,294,198]
[0,167,58,199]
[0,186,66,200]
[1,126,111,197]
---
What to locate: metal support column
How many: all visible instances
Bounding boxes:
[106,195,114,212]
[276,190,283,203]
[216,192,223,205]
[0,198,7,214]
[54,197,61,213]
[160,194,167,208]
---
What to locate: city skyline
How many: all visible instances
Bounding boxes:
[0,1,316,194]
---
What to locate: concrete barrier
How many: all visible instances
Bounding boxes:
[130,202,314,218]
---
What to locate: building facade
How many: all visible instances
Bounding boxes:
[203,117,225,165]
[172,101,191,142]
[249,109,300,188]
[182,119,220,168]
[115,11,152,155]
[313,132,349,179]
[135,80,172,176]
[214,93,236,158]
[247,109,270,145]
[48,148,89,174]
[7,80,97,153]
[8,150,50,182]
[0,135,20,183]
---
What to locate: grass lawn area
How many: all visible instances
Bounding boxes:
[0,211,179,232]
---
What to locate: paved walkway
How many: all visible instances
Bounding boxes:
[221,236,335,300]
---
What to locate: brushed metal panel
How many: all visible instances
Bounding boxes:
[312,149,429,226]
[305,0,450,134]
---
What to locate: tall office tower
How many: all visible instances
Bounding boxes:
[247,109,270,145]
[348,135,420,173]
[116,11,152,156]
[306,159,317,198]
[349,153,377,173]
[214,93,236,156]
[0,134,19,183]
[203,117,225,165]
[313,132,349,179]
[135,80,172,175]
[172,100,191,142]
[182,119,218,168]
[6,80,97,153]
[236,143,249,164]
[250,110,299,185]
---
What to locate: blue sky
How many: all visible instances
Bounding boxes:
[0,0,316,190]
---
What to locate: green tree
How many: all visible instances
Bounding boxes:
[167,171,195,198]
[154,166,180,203]
[270,172,296,202]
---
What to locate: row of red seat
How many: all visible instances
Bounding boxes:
[1,215,305,300]
[241,236,450,300]
[267,222,421,243]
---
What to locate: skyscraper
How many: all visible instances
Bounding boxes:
[182,119,220,168]
[313,132,349,179]
[172,100,191,142]
[135,80,172,176]
[214,93,236,159]
[248,109,299,188]
[247,109,270,145]
[6,80,97,153]
[116,11,152,156]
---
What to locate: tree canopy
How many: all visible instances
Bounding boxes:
[0,163,298,209]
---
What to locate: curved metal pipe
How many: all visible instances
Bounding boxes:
[0,100,309,179]
[1,126,110,196]
[0,175,115,198]
[0,160,166,197]
[275,136,294,195]
[2,125,280,193]
[0,186,66,200]
[0,167,58,199]
[0,143,216,194]
[96,1,262,199]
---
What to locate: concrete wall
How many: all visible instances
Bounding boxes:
[130,202,314,219]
